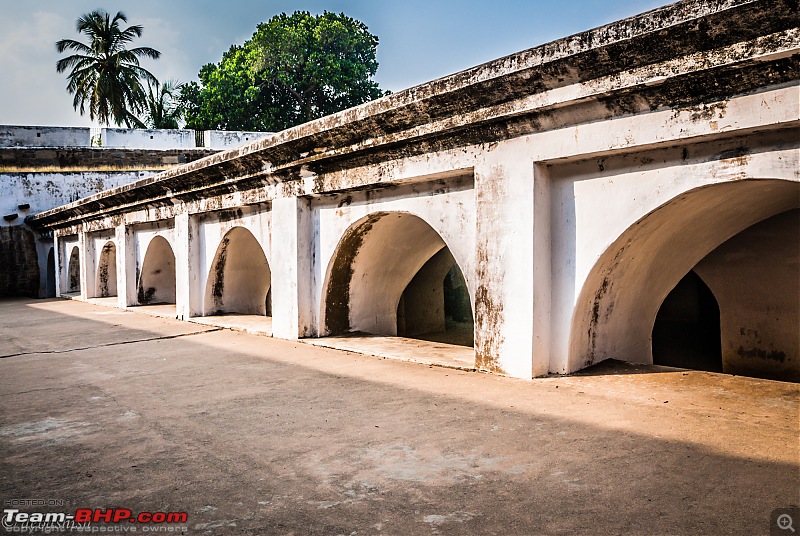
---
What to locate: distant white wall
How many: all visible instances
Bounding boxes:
[0,171,157,227]
[204,130,272,149]
[0,125,272,150]
[0,126,90,148]
[102,128,194,149]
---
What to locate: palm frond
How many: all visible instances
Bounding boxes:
[56,9,161,126]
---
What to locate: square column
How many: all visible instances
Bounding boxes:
[53,233,62,297]
[474,145,549,378]
[115,224,137,307]
[78,228,95,300]
[271,196,314,339]
[174,211,201,320]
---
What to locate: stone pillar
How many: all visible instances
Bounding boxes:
[474,144,547,378]
[174,211,201,320]
[532,164,552,377]
[78,228,95,300]
[115,224,137,307]
[271,196,314,339]
[53,233,62,297]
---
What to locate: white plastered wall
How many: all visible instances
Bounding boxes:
[546,136,799,374]
[85,230,116,298]
[57,235,80,295]
[196,206,272,316]
[133,222,176,305]
[314,178,475,338]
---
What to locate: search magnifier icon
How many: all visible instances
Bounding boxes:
[778,514,795,533]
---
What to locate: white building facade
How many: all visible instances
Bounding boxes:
[30,0,800,381]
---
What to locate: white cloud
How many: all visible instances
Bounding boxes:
[0,10,95,126]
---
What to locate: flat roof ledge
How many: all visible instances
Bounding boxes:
[27,0,798,230]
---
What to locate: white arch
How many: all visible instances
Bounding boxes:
[321,211,473,336]
[137,235,176,305]
[66,246,80,293]
[566,179,800,372]
[203,226,271,315]
[95,241,117,298]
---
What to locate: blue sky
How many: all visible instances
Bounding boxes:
[0,0,668,127]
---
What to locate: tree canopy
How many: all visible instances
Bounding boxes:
[56,10,161,127]
[182,11,387,132]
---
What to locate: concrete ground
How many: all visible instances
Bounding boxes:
[1,298,798,535]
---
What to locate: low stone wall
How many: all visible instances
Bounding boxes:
[102,128,194,149]
[0,147,218,171]
[0,126,90,148]
[0,125,272,151]
[204,130,272,149]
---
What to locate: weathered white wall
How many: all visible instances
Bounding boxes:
[0,125,89,147]
[543,132,799,375]
[87,231,116,298]
[472,140,538,377]
[314,177,475,338]
[203,131,272,149]
[35,19,799,384]
[97,242,117,298]
[0,172,154,228]
[102,128,194,149]
[133,223,176,304]
[694,210,799,382]
[196,207,272,317]
[57,237,80,294]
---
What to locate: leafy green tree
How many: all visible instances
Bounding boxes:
[134,79,185,129]
[56,10,160,127]
[181,46,279,131]
[182,11,386,132]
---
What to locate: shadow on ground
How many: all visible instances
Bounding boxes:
[0,298,798,535]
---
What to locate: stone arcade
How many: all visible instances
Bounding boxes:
[28,0,800,381]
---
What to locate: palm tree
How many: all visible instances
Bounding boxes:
[56,10,160,127]
[137,79,185,129]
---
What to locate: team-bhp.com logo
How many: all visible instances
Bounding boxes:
[3,508,188,532]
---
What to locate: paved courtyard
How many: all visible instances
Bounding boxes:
[1,298,798,535]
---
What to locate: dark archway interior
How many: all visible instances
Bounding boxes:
[652,270,722,372]
[397,246,474,347]
[67,246,80,293]
[46,247,56,298]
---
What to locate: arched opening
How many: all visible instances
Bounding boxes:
[96,242,117,298]
[66,246,80,293]
[204,227,271,316]
[45,247,56,298]
[323,212,473,347]
[137,236,176,305]
[568,179,799,381]
[652,271,722,372]
[396,247,474,346]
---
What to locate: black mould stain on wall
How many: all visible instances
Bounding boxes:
[0,226,39,297]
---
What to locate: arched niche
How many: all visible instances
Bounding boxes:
[568,179,799,374]
[137,236,176,305]
[203,227,271,316]
[322,211,473,345]
[96,241,117,298]
[67,246,80,293]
